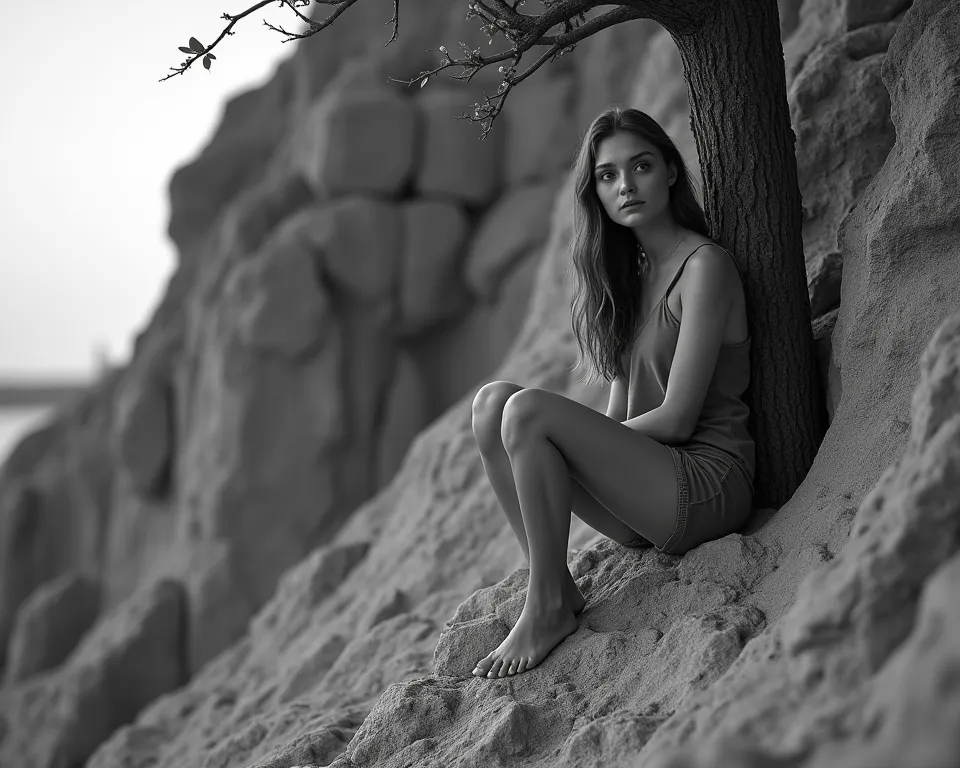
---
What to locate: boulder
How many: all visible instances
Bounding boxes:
[782,0,911,85]
[0,579,186,768]
[789,22,899,319]
[184,541,258,675]
[0,481,53,666]
[302,87,418,199]
[503,73,579,186]
[397,199,471,337]
[4,572,100,684]
[167,61,295,255]
[290,197,402,304]
[407,247,544,421]
[218,171,315,257]
[250,540,371,653]
[224,238,331,359]
[114,374,171,498]
[414,87,503,207]
[464,180,557,301]
[175,317,346,668]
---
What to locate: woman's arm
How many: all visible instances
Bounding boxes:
[608,376,684,442]
[605,375,628,422]
[623,407,685,444]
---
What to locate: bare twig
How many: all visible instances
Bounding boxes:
[261,0,362,41]
[160,0,651,135]
[160,0,273,82]
[385,0,400,45]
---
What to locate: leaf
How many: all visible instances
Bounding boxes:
[208,53,216,60]
[189,37,205,53]
[420,77,429,88]
[178,46,195,54]
[203,55,212,70]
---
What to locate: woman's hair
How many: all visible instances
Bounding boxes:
[567,106,710,387]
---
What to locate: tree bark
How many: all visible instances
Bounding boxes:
[667,0,828,509]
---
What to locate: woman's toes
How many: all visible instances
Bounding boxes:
[473,654,494,676]
[506,659,520,676]
[487,657,505,678]
[517,657,530,674]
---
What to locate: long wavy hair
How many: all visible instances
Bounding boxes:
[568,107,710,387]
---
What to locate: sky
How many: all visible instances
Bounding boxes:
[0,2,311,382]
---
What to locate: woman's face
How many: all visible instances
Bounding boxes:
[593,131,677,229]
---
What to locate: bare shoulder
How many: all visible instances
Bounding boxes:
[672,238,743,324]
[686,240,741,283]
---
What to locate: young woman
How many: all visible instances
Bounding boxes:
[470,107,755,679]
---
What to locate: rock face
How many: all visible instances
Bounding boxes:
[0,2,560,681]
[5,0,958,766]
[790,20,900,319]
[415,86,504,206]
[0,377,117,669]
[0,579,186,768]
[3,571,100,685]
[302,86,417,199]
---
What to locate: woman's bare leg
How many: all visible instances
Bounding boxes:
[470,385,679,678]
[477,403,581,679]
[472,382,585,613]
[472,382,650,622]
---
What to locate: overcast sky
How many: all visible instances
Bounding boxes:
[0,2,310,381]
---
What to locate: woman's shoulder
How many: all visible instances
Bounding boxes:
[683,238,740,276]
[685,235,732,257]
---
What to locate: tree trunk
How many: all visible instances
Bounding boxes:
[668,0,828,509]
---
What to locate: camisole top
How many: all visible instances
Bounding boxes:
[624,243,756,484]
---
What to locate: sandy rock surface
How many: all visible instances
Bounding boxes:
[415,86,504,207]
[790,19,900,318]
[397,200,470,336]
[0,579,186,768]
[3,571,100,685]
[302,86,417,199]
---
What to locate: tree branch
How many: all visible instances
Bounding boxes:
[529,7,643,47]
[385,0,400,45]
[264,0,363,40]
[160,0,275,82]
[160,0,700,134]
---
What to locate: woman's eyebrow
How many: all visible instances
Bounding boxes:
[594,151,654,171]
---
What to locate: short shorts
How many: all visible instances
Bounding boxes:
[621,445,754,556]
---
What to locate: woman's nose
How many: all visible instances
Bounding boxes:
[619,179,635,194]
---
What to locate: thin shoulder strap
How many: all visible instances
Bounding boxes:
[663,242,712,297]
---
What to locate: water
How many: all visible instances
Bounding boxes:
[0,406,54,467]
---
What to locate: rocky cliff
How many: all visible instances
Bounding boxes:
[3,0,956,766]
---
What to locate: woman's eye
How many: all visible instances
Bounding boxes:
[598,163,646,182]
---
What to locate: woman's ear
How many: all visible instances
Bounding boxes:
[668,161,678,187]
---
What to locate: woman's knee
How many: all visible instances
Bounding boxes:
[472,381,523,447]
[500,389,543,452]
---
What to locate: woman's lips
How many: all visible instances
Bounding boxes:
[621,201,644,210]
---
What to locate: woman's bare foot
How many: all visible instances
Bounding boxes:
[472,598,580,679]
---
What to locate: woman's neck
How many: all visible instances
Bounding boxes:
[634,222,689,270]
